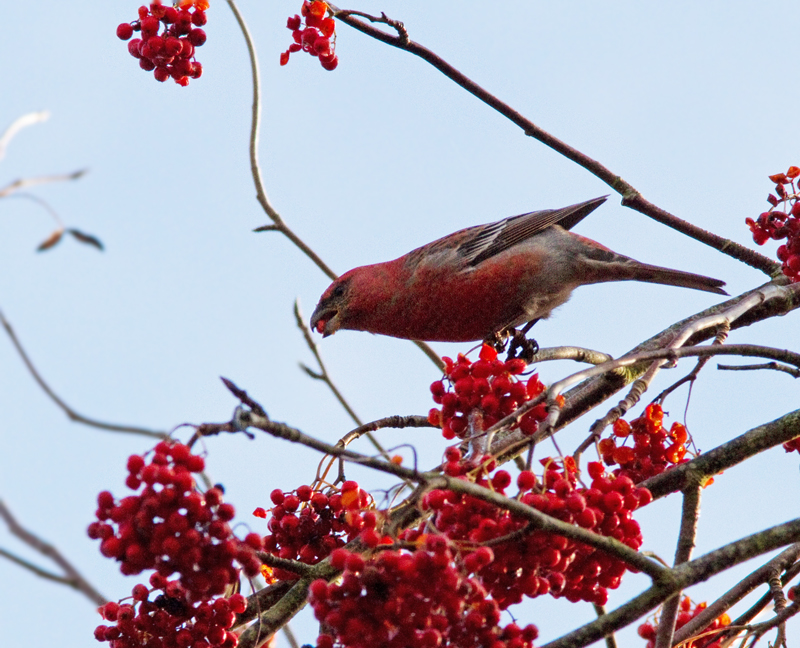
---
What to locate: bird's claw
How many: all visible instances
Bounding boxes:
[484,327,539,364]
[506,329,538,363]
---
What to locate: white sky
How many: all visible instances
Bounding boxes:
[1,2,799,647]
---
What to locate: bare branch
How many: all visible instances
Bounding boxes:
[0,499,106,605]
[0,111,50,161]
[718,362,800,378]
[531,346,614,365]
[541,517,800,648]
[642,407,800,500]
[339,414,434,448]
[330,6,776,275]
[0,309,167,438]
[673,544,800,645]
[592,605,617,648]
[281,624,300,648]
[234,580,293,628]
[0,168,88,198]
[490,339,800,463]
[654,485,701,648]
[293,300,363,428]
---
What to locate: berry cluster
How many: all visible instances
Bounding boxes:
[638,596,731,648]
[420,455,651,608]
[94,579,248,648]
[256,480,385,582]
[308,537,539,648]
[428,344,550,440]
[746,166,800,282]
[280,1,338,71]
[116,1,208,86]
[88,440,262,600]
[598,404,693,483]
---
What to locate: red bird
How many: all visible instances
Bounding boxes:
[310,197,727,343]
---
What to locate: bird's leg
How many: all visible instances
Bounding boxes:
[506,319,540,363]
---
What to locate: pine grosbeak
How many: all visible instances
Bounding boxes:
[310,196,727,342]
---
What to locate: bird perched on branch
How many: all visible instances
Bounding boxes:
[310,196,727,343]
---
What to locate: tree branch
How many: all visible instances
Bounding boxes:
[0,499,106,605]
[0,111,50,161]
[654,485,701,648]
[541,517,800,648]
[330,5,777,275]
[0,309,166,438]
[673,544,800,645]
[642,408,800,500]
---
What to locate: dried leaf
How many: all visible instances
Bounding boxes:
[787,166,800,179]
[67,228,104,251]
[36,228,64,252]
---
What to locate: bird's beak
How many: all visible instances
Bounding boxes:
[309,305,341,338]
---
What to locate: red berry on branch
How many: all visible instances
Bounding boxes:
[117,23,134,40]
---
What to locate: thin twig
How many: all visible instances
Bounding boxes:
[654,324,729,405]
[0,499,106,605]
[653,485,701,648]
[491,341,800,459]
[739,599,800,647]
[642,407,800,500]
[673,544,800,645]
[224,0,443,371]
[721,562,800,646]
[281,624,300,648]
[0,547,91,588]
[540,518,800,648]
[338,414,434,447]
[224,0,336,280]
[592,604,617,648]
[717,362,800,378]
[0,169,87,198]
[0,111,50,161]
[767,569,789,648]
[0,309,166,438]
[330,5,777,276]
[294,301,362,426]
[537,341,800,441]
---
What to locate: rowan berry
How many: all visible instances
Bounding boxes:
[280,2,338,70]
[117,0,207,85]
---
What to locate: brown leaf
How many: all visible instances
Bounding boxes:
[36,228,64,252]
[67,228,104,251]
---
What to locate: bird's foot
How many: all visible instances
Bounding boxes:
[506,328,539,364]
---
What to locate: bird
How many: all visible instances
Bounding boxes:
[309,196,727,343]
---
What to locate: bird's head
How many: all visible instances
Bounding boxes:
[310,272,355,337]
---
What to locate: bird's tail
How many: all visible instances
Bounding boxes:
[625,262,728,295]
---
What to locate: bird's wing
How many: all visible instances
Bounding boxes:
[457,196,608,267]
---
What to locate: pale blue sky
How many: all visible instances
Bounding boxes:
[1,2,799,647]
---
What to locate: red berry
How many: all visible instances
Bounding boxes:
[117,23,134,40]
[319,54,338,71]
[188,28,207,46]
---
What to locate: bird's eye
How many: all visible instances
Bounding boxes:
[331,284,345,299]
